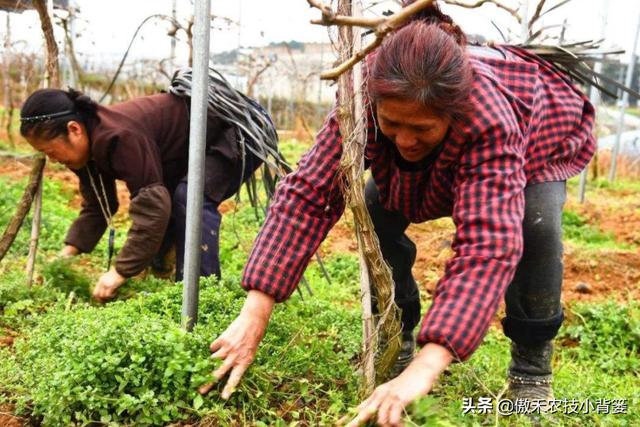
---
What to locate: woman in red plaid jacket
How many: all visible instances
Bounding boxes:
[208,2,595,425]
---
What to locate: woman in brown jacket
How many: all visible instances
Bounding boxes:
[19,83,269,301]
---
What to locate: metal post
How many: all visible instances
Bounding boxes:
[171,0,177,65]
[181,0,211,331]
[609,9,640,182]
[520,0,529,43]
[579,0,609,202]
[3,12,10,115]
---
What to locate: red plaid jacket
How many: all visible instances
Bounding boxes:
[242,45,595,361]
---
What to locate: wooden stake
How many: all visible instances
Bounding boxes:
[26,179,43,287]
[23,0,59,281]
[0,156,45,262]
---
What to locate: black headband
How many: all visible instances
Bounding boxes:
[20,109,76,124]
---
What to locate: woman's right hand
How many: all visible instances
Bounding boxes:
[202,290,275,399]
[60,245,80,258]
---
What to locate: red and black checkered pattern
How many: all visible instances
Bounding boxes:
[242,45,595,362]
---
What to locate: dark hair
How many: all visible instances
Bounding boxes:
[20,88,98,140]
[369,1,472,120]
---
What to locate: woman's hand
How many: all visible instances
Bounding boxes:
[92,267,126,302]
[345,343,454,427]
[202,290,275,399]
[60,245,80,258]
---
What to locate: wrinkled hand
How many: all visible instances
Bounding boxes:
[345,343,454,427]
[202,290,275,399]
[92,267,126,302]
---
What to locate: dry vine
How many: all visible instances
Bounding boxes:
[442,0,521,22]
[308,0,437,390]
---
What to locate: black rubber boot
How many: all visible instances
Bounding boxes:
[507,340,554,403]
[388,331,416,379]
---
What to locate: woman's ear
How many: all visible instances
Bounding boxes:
[66,120,83,138]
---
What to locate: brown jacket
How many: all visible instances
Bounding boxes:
[65,93,241,277]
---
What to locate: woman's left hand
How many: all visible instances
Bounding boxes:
[93,267,127,302]
[345,343,454,427]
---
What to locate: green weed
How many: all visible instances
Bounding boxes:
[41,257,93,300]
[562,210,630,250]
[559,302,640,374]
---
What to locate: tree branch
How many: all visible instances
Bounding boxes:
[311,15,385,28]
[32,0,60,87]
[443,0,522,23]
[529,0,547,28]
[307,0,336,23]
[321,36,383,80]
[315,0,437,80]
[307,0,385,29]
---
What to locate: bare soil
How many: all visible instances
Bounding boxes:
[0,404,22,427]
[0,156,131,216]
[321,207,640,305]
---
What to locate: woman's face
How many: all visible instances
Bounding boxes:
[376,98,451,162]
[27,121,90,170]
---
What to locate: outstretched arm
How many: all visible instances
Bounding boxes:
[208,109,349,397]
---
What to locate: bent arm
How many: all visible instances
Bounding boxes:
[241,110,348,301]
[417,124,527,361]
[95,131,170,278]
[115,184,171,278]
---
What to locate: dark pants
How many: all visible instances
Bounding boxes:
[156,148,262,282]
[365,178,566,345]
[172,182,222,281]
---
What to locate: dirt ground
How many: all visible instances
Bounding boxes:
[0,404,22,427]
[0,155,131,214]
[320,202,640,306]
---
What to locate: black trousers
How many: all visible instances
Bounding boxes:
[365,178,566,346]
[156,148,263,282]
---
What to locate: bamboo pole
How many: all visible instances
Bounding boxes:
[2,12,15,148]
[349,0,375,392]
[520,0,529,42]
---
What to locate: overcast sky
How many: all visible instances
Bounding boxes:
[2,0,639,66]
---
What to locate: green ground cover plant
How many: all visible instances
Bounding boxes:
[0,274,361,426]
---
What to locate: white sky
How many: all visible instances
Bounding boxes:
[2,0,640,66]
